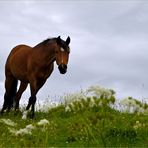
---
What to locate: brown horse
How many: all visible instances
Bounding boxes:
[1,36,71,118]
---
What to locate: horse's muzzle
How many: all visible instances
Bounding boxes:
[58,64,67,74]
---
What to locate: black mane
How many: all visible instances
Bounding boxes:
[41,37,57,45]
[35,37,70,52]
[42,38,51,44]
[34,37,56,48]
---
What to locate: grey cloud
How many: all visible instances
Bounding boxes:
[0,1,148,104]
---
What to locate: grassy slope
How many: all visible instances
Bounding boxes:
[0,103,148,147]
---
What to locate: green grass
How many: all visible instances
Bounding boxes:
[0,96,148,147]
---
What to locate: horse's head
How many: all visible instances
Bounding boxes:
[55,36,71,74]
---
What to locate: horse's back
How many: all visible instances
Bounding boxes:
[6,45,32,81]
[8,45,32,56]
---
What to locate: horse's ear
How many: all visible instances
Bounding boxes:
[57,36,61,45]
[66,36,70,45]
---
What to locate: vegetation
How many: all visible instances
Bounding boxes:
[0,85,148,147]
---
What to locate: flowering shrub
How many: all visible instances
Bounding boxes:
[120,97,148,113]
[64,85,116,113]
[86,85,115,99]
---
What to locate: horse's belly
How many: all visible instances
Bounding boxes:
[10,64,28,82]
[12,70,28,82]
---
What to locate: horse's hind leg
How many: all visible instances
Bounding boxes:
[14,82,28,110]
[1,76,18,114]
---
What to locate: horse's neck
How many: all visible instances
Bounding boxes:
[34,44,56,65]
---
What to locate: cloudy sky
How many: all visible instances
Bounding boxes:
[0,0,148,106]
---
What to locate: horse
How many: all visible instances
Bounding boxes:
[1,36,71,118]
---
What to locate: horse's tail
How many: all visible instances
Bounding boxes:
[1,78,18,113]
[9,79,18,108]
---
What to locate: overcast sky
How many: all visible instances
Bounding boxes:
[0,0,148,106]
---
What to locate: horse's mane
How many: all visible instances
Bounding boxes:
[34,37,56,48]
[34,37,70,52]
[42,38,51,44]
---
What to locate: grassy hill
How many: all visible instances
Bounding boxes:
[0,86,148,147]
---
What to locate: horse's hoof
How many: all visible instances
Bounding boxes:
[29,112,35,119]
[14,109,21,115]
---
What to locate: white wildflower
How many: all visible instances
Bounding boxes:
[86,85,114,99]
[133,120,144,130]
[64,91,87,112]
[15,128,32,136]
[26,124,35,130]
[12,124,35,136]
[0,119,17,127]
[8,127,17,134]
[64,91,87,105]
[65,105,71,112]
[120,98,143,113]
[37,119,49,126]
[36,98,59,112]
[64,85,116,112]
[133,125,138,130]
[121,98,136,106]
[89,97,95,107]
[22,111,28,120]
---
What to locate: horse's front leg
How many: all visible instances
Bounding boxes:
[26,95,36,118]
[24,78,46,119]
